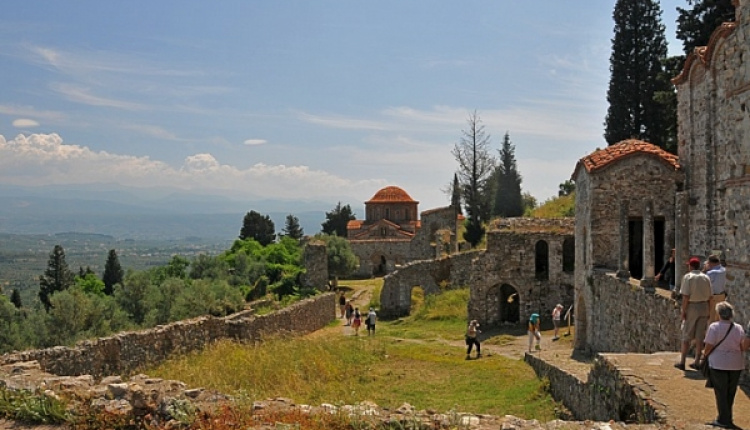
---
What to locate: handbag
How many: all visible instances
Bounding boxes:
[700,323,734,387]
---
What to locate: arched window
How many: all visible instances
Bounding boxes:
[535,240,549,281]
[563,237,575,273]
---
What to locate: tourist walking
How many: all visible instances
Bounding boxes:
[339,293,347,319]
[704,255,727,323]
[675,257,712,371]
[352,308,362,335]
[552,304,563,340]
[701,301,749,429]
[345,301,354,326]
[366,307,377,336]
[655,248,676,291]
[528,313,541,352]
[465,320,481,359]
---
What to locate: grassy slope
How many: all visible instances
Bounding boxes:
[148,283,558,421]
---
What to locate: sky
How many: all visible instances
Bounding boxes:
[0,1,688,214]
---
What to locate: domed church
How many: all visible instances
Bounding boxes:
[346,186,420,239]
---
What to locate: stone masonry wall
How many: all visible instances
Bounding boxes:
[581,271,681,353]
[0,293,336,378]
[525,353,664,423]
[674,0,750,372]
[379,224,576,325]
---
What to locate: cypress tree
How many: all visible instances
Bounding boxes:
[282,214,304,240]
[102,249,124,296]
[676,0,735,55]
[240,210,276,246]
[10,289,22,309]
[38,245,75,311]
[492,132,524,218]
[604,0,670,148]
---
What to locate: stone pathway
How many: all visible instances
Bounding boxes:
[322,282,750,428]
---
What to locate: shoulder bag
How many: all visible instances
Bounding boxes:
[700,323,733,387]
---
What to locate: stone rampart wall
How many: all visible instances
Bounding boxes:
[525,353,664,423]
[582,271,681,353]
[0,293,336,378]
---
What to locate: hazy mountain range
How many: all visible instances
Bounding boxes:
[0,184,349,240]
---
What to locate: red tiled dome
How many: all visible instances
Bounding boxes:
[366,186,418,204]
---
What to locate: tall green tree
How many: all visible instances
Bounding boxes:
[38,245,75,311]
[652,55,683,154]
[676,0,735,55]
[450,173,462,215]
[492,132,524,218]
[604,0,670,149]
[10,289,22,309]
[102,249,124,296]
[282,214,304,240]
[321,202,355,237]
[452,111,495,247]
[239,210,276,246]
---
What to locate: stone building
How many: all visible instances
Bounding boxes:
[572,0,750,363]
[379,218,576,325]
[346,186,459,277]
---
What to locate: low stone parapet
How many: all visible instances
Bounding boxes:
[0,293,336,378]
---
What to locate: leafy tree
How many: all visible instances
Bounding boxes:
[317,234,357,287]
[102,249,124,295]
[321,202,356,237]
[522,192,538,216]
[282,214,304,240]
[558,180,576,197]
[78,266,95,278]
[115,271,154,325]
[492,132,524,218]
[676,0,735,55]
[38,245,75,311]
[604,0,670,149]
[239,210,276,246]
[75,273,106,296]
[10,289,22,309]
[452,111,495,247]
[189,254,230,280]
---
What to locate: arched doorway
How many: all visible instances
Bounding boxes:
[487,283,520,324]
[372,254,387,277]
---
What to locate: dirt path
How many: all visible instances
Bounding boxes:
[311,281,750,428]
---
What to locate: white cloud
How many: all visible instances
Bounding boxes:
[51,83,147,110]
[0,133,381,201]
[0,104,65,121]
[12,118,40,128]
[243,139,267,146]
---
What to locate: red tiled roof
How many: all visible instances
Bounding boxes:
[572,139,680,179]
[347,220,363,230]
[366,186,418,204]
[673,21,736,85]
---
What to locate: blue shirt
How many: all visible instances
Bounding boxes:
[706,265,727,294]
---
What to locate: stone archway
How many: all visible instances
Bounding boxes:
[486,283,520,325]
[371,254,387,277]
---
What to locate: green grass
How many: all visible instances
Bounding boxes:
[147,284,559,421]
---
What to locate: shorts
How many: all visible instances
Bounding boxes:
[553,319,561,329]
[682,301,709,342]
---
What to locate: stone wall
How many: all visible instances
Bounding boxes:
[0,293,336,378]
[379,222,576,325]
[578,270,681,354]
[525,353,664,423]
[301,241,329,289]
[672,0,750,372]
